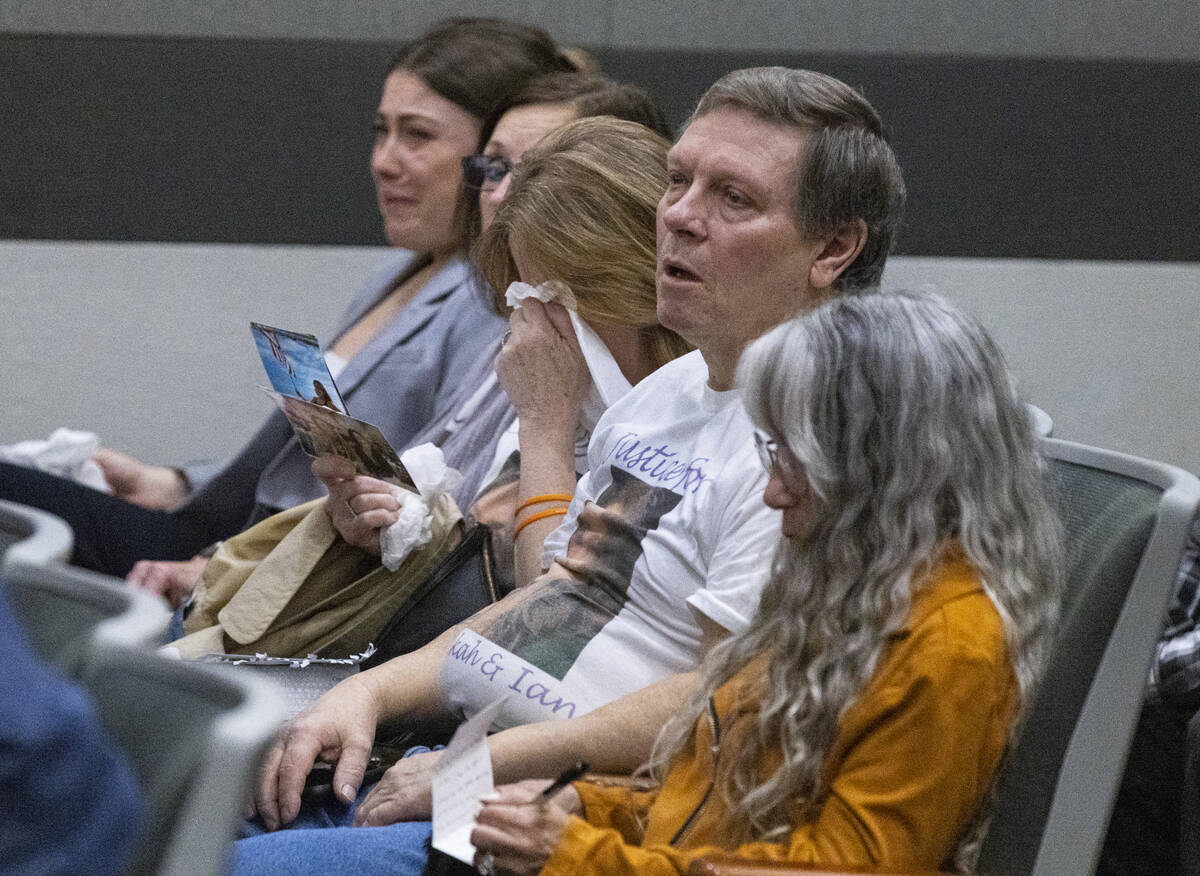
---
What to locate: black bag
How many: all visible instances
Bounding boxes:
[420,839,479,876]
[362,521,505,669]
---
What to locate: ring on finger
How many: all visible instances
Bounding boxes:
[344,498,357,518]
[477,851,496,876]
[502,330,512,346]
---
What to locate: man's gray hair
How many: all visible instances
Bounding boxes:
[693,67,906,291]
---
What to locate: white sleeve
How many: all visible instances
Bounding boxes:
[685,458,780,634]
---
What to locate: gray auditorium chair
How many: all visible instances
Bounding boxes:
[2,499,169,671]
[0,498,73,568]
[976,438,1200,876]
[4,559,169,674]
[690,437,1200,876]
[1027,403,1053,438]
[82,640,285,876]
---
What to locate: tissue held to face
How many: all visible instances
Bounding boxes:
[495,246,593,441]
[479,117,686,400]
[505,234,653,393]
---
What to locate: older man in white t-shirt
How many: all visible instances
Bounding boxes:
[249,66,907,843]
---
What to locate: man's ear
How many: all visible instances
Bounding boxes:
[808,219,868,291]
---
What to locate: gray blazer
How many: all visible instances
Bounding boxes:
[182,251,504,537]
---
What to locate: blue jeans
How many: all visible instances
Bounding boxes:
[229,747,438,876]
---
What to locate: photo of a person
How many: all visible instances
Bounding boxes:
[347,428,397,480]
[477,465,682,677]
[273,394,413,489]
[309,380,341,413]
[251,322,347,414]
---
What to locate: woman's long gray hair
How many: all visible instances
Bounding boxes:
[648,289,1062,868]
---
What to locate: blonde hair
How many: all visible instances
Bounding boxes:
[473,116,691,370]
[649,290,1062,868]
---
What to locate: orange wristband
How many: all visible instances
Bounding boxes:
[515,493,574,514]
[513,507,568,541]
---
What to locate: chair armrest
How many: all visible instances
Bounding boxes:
[688,856,958,876]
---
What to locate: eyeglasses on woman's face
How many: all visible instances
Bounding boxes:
[753,429,806,481]
[753,429,782,475]
[755,429,812,536]
[461,154,514,191]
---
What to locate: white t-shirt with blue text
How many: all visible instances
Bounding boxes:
[439,351,780,729]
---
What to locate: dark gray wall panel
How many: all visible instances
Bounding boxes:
[6,0,1198,61]
[3,33,1198,260]
[2,34,394,245]
[602,49,1200,262]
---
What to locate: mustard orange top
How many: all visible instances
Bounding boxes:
[541,547,1019,875]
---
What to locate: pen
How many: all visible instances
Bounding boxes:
[537,760,589,803]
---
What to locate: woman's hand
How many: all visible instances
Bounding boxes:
[470,780,580,876]
[312,456,401,553]
[126,556,208,609]
[352,748,443,826]
[495,299,589,437]
[495,300,590,589]
[93,447,189,510]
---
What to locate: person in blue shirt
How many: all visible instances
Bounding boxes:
[0,580,143,876]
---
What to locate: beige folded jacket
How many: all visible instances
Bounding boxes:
[171,494,463,659]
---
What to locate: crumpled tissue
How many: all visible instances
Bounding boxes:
[504,280,632,433]
[0,428,111,492]
[380,443,464,571]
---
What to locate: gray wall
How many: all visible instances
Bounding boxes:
[3,4,1197,474]
[1,241,372,467]
[4,241,1198,474]
[883,256,1200,473]
[3,0,1197,59]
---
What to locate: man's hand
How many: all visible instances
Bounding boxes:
[126,556,207,609]
[312,456,401,553]
[495,300,590,435]
[470,780,579,876]
[93,448,189,511]
[253,676,381,831]
[352,748,443,826]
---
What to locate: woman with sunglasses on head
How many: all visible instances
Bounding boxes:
[468,290,1063,875]
[465,71,671,237]
[0,18,575,595]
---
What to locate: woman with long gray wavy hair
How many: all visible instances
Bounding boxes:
[468,289,1062,875]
